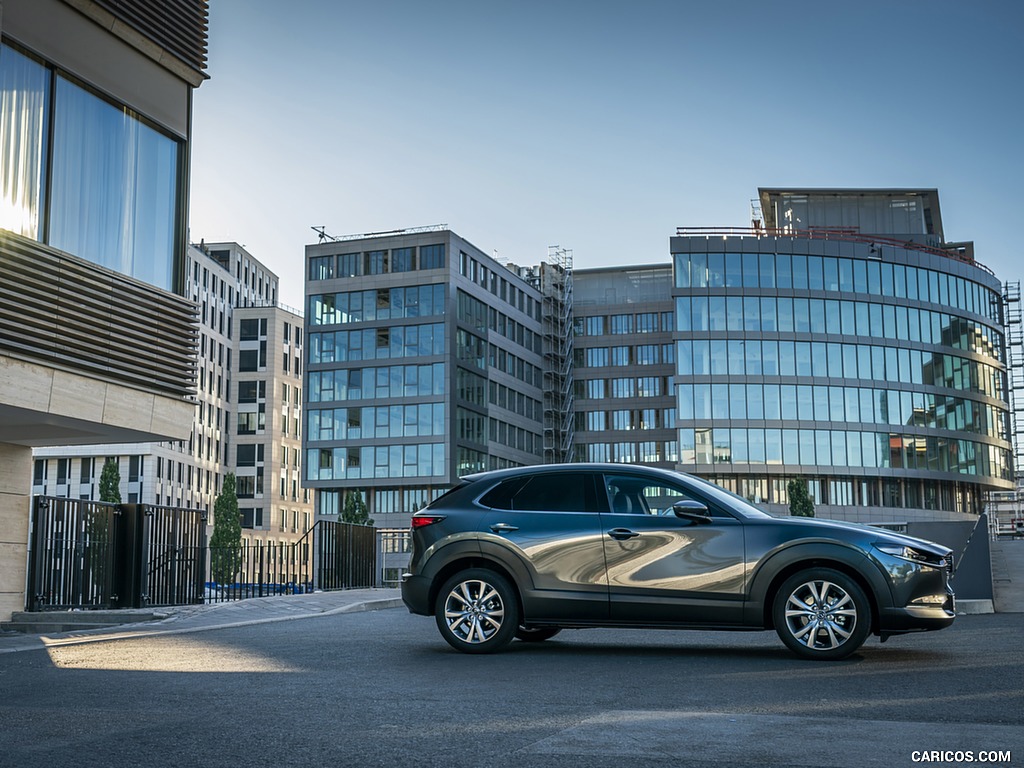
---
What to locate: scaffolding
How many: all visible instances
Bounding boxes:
[536,246,574,464]
[1005,281,1023,485]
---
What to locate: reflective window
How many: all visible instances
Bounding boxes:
[0,44,48,239]
[50,76,179,290]
[1,44,182,290]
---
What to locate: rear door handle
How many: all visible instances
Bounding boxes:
[607,528,640,540]
[490,523,519,533]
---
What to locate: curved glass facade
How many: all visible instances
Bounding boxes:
[671,235,1013,519]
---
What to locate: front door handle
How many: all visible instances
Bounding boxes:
[607,528,640,540]
[490,523,519,533]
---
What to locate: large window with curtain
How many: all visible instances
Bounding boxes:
[0,41,182,292]
[0,43,48,240]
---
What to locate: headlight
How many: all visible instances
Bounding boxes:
[875,544,948,569]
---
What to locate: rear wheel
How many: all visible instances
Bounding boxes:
[515,626,561,643]
[435,569,519,654]
[772,568,870,660]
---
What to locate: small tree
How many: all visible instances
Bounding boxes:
[98,457,121,503]
[88,458,120,598]
[341,489,373,526]
[788,478,815,518]
[210,473,242,584]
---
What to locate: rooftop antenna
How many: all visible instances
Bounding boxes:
[312,225,339,243]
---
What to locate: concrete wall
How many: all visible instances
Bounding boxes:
[0,444,31,621]
[908,516,993,601]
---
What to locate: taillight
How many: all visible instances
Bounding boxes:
[411,514,446,529]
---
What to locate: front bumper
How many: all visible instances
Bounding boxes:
[878,590,956,637]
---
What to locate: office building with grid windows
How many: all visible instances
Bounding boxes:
[572,265,679,469]
[671,188,1013,521]
[233,301,313,544]
[304,228,546,526]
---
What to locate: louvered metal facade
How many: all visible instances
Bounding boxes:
[0,233,198,400]
[84,0,209,79]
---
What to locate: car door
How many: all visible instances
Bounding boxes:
[479,471,609,621]
[601,472,746,625]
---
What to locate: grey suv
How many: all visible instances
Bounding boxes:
[401,464,955,660]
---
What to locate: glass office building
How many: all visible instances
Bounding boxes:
[304,228,546,523]
[671,189,1013,521]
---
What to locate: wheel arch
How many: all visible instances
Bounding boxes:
[748,543,892,634]
[426,554,525,620]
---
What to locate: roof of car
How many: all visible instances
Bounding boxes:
[461,463,689,485]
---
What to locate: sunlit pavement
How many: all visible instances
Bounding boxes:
[0,588,402,654]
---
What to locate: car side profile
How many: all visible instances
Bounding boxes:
[401,464,955,660]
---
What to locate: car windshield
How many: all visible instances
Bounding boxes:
[686,474,774,519]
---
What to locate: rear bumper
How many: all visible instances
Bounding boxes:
[401,573,432,616]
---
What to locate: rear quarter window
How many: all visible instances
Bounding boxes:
[478,477,529,510]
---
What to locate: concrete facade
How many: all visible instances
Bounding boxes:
[0,0,208,620]
[0,445,31,621]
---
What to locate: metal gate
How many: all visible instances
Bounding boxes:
[28,497,208,611]
[27,497,120,611]
[28,498,379,610]
[313,520,377,591]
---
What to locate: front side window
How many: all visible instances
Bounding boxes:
[604,474,721,518]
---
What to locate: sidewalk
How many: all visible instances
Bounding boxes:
[0,588,403,655]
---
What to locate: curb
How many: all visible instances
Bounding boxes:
[955,599,995,615]
[334,598,405,614]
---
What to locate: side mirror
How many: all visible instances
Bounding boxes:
[673,500,712,524]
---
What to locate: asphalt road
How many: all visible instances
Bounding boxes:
[1,609,1021,768]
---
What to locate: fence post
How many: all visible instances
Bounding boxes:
[196,510,208,604]
[27,497,48,612]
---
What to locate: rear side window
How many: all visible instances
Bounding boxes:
[427,481,471,509]
[513,473,600,512]
[478,477,529,510]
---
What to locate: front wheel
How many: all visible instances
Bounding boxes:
[772,568,871,661]
[435,569,519,654]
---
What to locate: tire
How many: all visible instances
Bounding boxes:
[772,568,871,661]
[515,626,561,643]
[435,569,519,654]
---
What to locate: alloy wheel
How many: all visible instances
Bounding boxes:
[783,578,858,651]
[442,578,506,645]
[772,568,870,660]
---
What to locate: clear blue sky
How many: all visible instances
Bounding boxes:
[189,1,1024,310]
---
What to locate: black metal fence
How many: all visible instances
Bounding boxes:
[28,497,379,611]
[139,504,208,607]
[205,538,313,602]
[314,520,377,591]
[28,497,120,611]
